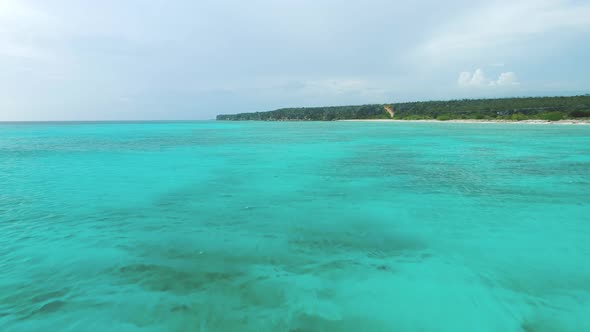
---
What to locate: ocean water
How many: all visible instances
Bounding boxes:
[1,121,589,332]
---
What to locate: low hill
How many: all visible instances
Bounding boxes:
[216,95,590,121]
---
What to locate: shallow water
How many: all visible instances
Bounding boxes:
[1,121,589,331]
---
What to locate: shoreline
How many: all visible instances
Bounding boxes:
[337,119,590,125]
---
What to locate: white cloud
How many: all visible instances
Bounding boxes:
[0,0,46,21]
[0,0,57,60]
[280,79,366,95]
[458,69,488,87]
[458,69,519,87]
[0,0,588,120]
[288,78,388,99]
[458,72,472,86]
[415,0,590,66]
[494,72,519,86]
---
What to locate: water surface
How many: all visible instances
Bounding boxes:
[1,121,589,331]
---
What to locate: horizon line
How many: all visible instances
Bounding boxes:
[0,119,216,123]
[3,93,589,122]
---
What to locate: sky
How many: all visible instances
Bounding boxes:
[1,0,589,120]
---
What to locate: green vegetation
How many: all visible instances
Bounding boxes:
[216,95,590,121]
[541,111,565,121]
[216,104,390,121]
[436,114,453,121]
[570,110,590,118]
[511,113,527,121]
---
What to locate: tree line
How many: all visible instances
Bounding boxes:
[216,95,590,121]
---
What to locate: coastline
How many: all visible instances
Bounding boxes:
[337,119,590,125]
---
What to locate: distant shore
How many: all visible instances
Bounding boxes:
[217,95,590,122]
[337,119,590,125]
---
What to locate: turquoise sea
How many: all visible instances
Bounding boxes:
[1,121,589,331]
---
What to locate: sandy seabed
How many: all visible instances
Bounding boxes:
[2,121,590,331]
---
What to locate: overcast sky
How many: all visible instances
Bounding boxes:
[1,0,589,120]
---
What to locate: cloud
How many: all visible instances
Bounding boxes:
[493,72,519,86]
[458,69,519,87]
[0,0,55,59]
[276,78,389,101]
[0,0,588,120]
[458,69,488,87]
[0,0,46,21]
[415,0,590,66]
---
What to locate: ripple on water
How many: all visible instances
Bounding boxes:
[1,122,590,331]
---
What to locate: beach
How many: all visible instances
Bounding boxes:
[338,119,590,124]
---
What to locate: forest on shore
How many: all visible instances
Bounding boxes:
[216,95,590,121]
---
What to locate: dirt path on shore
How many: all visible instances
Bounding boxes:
[383,105,394,118]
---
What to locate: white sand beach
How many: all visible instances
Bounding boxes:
[338,119,590,125]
